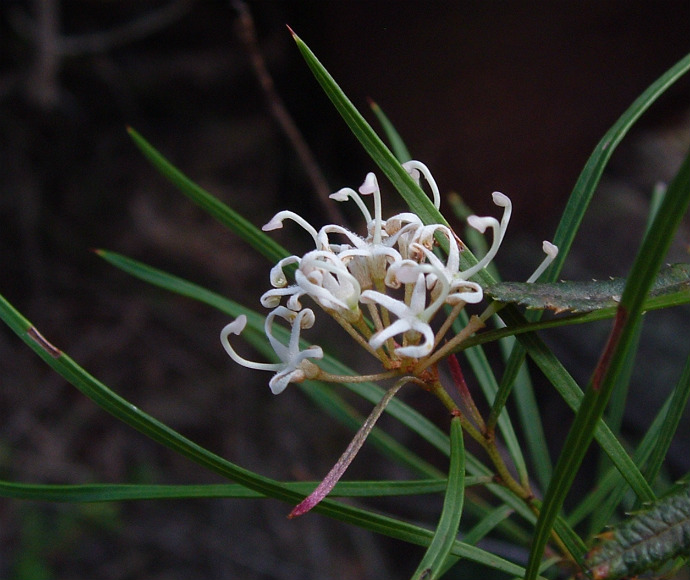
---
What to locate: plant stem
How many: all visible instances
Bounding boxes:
[415,314,486,373]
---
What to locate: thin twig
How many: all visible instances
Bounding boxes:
[232,1,345,225]
[11,0,194,108]
[28,0,61,107]
[58,0,194,56]
[13,0,194,56]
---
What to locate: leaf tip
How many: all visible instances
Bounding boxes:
[287,496,316,519]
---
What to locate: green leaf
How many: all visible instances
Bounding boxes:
[486,340,528,457]
[587,322,643,536]
[126,127,289,266]
[0,479,453,502]
[546,51,690,281]
[486,264,690,313]
[524,143,690,580]
[504,339,553,492]
[93,250,558,550]
[287,35,648,516]
[411,417,465,580]
[0,291,534,577]
[642,354,690,489]
[96,249,452,468]
[584,483,690,580]
[463,505,515,546]
[290,31,446,228]
[369,99,412,162]
[567,384,679,529]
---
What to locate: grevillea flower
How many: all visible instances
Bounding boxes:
[361,270,443,358]
[220,307,323,395]
[295,250,362,317]
[222,161,557,392]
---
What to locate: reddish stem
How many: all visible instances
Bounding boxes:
[592,307,628,391]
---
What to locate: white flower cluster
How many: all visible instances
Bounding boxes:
[221,161,557,394]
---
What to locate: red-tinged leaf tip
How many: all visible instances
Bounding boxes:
[288,459,346,518]
[288,495,319,519]
[286,24,297,38]
[288,380,408,519]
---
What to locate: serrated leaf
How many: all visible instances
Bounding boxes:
[585,482,690,580]
[486,263,690,313]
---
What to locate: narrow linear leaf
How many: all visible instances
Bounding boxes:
[513,315,653,487]
[642,354,690,488]
[487,342,526,437]
[95,249,572,548]
[369,99,412,162]
[127,127,289,266]
[567,383,679,529]
[524,146,690,580]
[506,339,553,491]
[96,249,453,460]
[412,417,465,580]
[290,31,445,228]
[436,504,517,580]
[0,479,453,502]
[587,323,643,536]
[547,52,690,281]
[0,292,534,576]
[464,505,515,546]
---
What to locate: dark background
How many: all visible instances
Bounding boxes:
[1,2,690,579]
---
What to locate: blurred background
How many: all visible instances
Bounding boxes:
[1,2,690,579]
